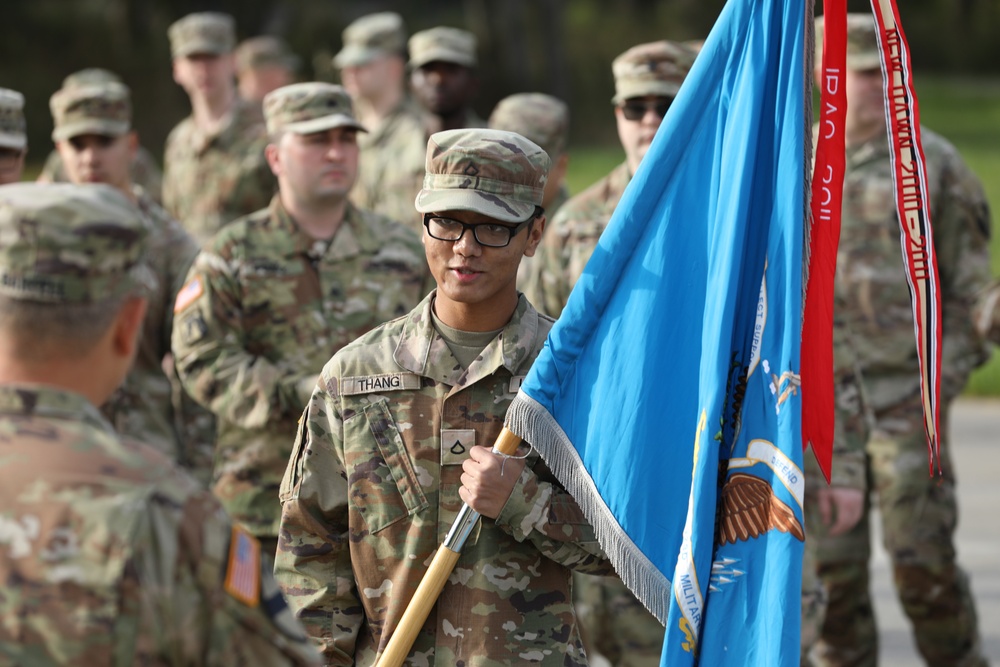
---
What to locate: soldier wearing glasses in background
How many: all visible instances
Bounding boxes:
[0,89,27,185]
[526,41,696,323]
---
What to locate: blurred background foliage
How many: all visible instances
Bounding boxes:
[3,0,999,389]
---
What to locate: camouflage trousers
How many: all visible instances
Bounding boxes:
[573,573,663,666]
[812,400,988,667]
[801,464,829,667]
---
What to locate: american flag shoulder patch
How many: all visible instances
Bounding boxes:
[224,524,261,607]
[174,277,203,313]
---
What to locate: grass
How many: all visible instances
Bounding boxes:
[562,74,1000,395]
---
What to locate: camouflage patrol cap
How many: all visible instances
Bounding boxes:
[815,14,881,71]
[235,36,300,74]
[333,12,407,68]
[0,89,26,151]
[50,81,131,142]
[408,27,477,69]
[415,129,550,223]
[489,93,569,159]
[169,12,236,59]
[0,182,149,304]
[62,68,122,90]
[263,82,366,135]
[612,40,696,104]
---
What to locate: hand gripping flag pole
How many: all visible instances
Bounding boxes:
[374,428,522,667]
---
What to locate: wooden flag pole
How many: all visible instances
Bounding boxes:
[374,427,523,667]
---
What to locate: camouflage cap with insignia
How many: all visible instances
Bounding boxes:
[815,13,881,71]
[489,93,569,159]
[0,88,26,151]
[50,81,131,142]
[0,182,150,304]
[168,12,236,59]
[235,36,300,74]
[61,68,122,90]
[415,128,550,223]
[333,12,407,68]
[612,40,696,104]
[408,26,477,69]
[263,82,366,135]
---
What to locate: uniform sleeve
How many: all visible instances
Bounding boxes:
[274,383,361,665]
[493,460,612,575]
[158,217,200,355]
[141,487,321,666]
[171,248,312,430]
[933,146,993,400]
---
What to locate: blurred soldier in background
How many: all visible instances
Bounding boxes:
[0,182,320,667]
[409,26,485,134]
[336,11,427,230]
[811,14,992,667]
[235,36,300,104]
[172,83,429,558]
[47,77,208,478]
[488,92,571,292]
[37,68,163,202]
[164,12,275,246]
[0,88,26,184]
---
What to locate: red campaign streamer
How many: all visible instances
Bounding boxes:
[802,0,847,483]
[869,0,943,475]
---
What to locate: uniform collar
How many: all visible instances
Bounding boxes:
[269,196,380,262]
[0,384,116,436]
[393,291,542,389]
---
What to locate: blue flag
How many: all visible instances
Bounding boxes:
[504,0,807,664]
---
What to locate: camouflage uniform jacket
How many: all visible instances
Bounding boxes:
[351,98,428,232]
[0,384,320,667]
[101,185,198,462]
[275,293,612,666]
[162,99,275,246]
[527,161,631,318]
[172,196,429,538]
[38,145,165,203]
[836,127,992,411]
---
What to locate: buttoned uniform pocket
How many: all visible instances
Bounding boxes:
[344,400,429,534]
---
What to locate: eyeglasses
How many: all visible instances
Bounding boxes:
[619,98,673,121]
[423,213,536,248]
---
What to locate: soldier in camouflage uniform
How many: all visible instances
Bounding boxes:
[172,82,430,558]
[973,280,1000,345]
[523,40,698,667]
[0,182,320,667]
[409,26,487,135]
[0,88,26,185]
[48,78,210,478]
[164,12,276,246]
[38,69,164,202]
[336,12,428,232]
[811,15,993,667]
[275,128,612,665]
[488,92,571,294]
[235,36,300,104]
[526,41,696,321]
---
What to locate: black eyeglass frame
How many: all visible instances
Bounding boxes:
[422,206,543,248]
[618,98,673,121]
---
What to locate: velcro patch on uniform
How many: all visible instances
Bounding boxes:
[223,524,261,607]
[173,277,203,313]
[509,376,526,393]
[339,373,421,396]
[442,429,476,462]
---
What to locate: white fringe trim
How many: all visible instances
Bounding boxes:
[506,389,672,624]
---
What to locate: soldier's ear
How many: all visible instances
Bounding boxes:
[523,215,545,258]
[264,143,281,177]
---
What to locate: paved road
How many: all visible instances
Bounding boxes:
[873,397,1000,665]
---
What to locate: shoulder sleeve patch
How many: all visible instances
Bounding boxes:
[339,373,421,396]
[174,277,204,313]
[223,524,261,607]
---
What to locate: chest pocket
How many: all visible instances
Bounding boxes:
[345,400,429,534]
